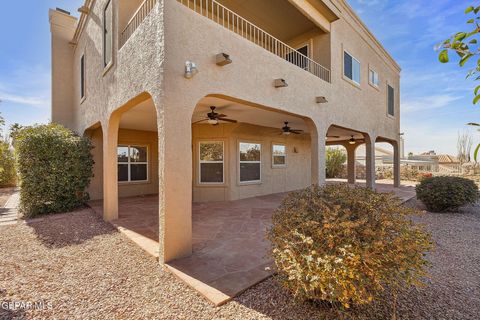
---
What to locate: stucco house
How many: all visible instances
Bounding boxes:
[49,0,401,297]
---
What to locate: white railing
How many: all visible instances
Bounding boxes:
[119,0,157,48]
[176,0,331,83]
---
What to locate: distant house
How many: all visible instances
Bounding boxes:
[408,151,460,173]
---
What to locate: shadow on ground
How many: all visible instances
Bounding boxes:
[25,207,118,248]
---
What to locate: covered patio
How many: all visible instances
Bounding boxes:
[89,182,415,305]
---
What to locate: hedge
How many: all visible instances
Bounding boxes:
[15,124,94,217]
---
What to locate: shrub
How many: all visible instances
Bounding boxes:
[15,124,94,217]
[267,184,432,308]
[416,176,478,212]
[416,172,433,181]
[0,141,16,187]
[326,148,347,178]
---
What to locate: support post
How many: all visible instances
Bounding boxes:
[344,143,357,184]
[309,120,326,186]
[365,135,376,189]
[102,117,119,221]
[393,141,401,187]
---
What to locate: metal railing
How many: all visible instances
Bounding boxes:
[119,0,157,48]
[176,0,331,83]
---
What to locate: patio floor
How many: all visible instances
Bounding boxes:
[88,182,416,305]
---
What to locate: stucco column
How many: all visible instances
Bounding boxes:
[308,119,326,186]
[102,118,119,221]
[157,101,192,263]
[344,143,357,184]
[365,135,376,189]
[393,141,401,187]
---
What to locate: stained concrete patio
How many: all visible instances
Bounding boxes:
[88,182,416,305]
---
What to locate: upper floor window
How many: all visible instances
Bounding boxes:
[387,85,395,116]
[239,142,261,183]
[103,0,113,67]
[369,69,379,87]
[118,145,148,182]
[80,54,85,99]
[272,144,286,167]
[199,141,224,184]
[344,51,360,85]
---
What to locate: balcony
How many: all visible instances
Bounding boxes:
[119,0,157,48]
[177,0,331,83]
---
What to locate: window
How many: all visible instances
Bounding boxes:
[117,145,148,182]
[369,69,379,87]
[199,141,224,184]
[272,144,286,167]
[80,54,85,99]
[239,142,261,183]
[103,0,113,67]
[344,51,360,84]
[286,45,309,70]
[387,84,395,116]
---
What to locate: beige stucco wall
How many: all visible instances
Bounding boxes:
[50,0,401,262]
[192,123,311,202]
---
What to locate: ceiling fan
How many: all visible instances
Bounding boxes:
[281,121,303,135]
[193,106,237,125]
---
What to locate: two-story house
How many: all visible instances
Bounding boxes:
[49,0,401,273]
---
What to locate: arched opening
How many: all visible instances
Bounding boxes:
[376,137,401,187]
[88,92,160,257]
[167,94,320,303]
[325,124,367,185]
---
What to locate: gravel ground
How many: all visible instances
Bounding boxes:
[1,203,479,319]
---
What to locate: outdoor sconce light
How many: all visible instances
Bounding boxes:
[274,78,288,88]
[293,147,298,153]
[215,53,232,66]
[78,5,89,14]
[184,61,198,79]
[316,96,328,103]
[349,135,356,145]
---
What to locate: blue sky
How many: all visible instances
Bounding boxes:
[0,1,479,155]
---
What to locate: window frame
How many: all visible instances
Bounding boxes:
[387,83,395,117]
[272,143,287,168]
[80,53,86,102]
[238,141,262,184]
[117,144,149,184]
[343,50,361,86]
[103,0,113,72]
[198,141,225,185]
[368,68,379,88]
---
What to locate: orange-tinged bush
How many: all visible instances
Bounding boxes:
[267,184,432,308]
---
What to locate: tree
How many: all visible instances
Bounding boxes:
[325,147,347,178]
[457,131,473,163]
[437,5,480,160]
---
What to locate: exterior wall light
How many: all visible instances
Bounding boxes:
[215,53,232,66]
[349,135,356,145]
[316,96,328,103]
[184,61,198,79]
[274,78,288,88]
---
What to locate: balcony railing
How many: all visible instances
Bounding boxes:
[119,0,157,48]
[177,0,331,83]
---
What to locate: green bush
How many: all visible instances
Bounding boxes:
[15,124,94,217]
[416,176,479,212]
[326,147,346,178]
[267,184,432,308]
[0,141,16,187]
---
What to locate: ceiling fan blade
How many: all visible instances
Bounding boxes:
[291,129,303,134]
[192,119,208,124]
[216,114,228,118]
[219,118,237,123]
[291,131,302,134]
[327,135,340,138]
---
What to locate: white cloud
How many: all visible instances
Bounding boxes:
[0,91,49,108]
[402,94,462,113]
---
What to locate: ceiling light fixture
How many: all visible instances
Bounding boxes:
[207,119,218,125]
[184,61,198,79]
[349,135,356,145]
